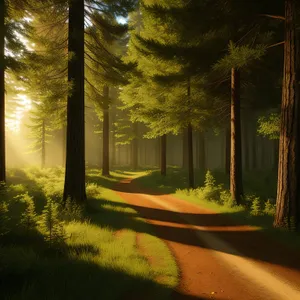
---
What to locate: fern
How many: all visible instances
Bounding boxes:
[20,193,37,232]
[0,201,10,236]
[263,200,276,216]
[38,198,66,246]
[250,197,262,216]
[204,170,216,188]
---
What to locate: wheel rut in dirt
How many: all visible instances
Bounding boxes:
[114,178,300,300]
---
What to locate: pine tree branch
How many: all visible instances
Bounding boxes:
[266,41,285,49]
[84,51,109,73]
[258,14,285,21]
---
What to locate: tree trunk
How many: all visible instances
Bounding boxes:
[131,123,138,170]
[160,134,167,176]
[0,1,5,182]
[182,128,188,169]
[41,120,45,169]
[187,123,194,188]
[198,131,206,173]
[62,126,66,167]
[274,0,299,230]
[63,0,86,203]
[110,104,116,167]
[230,68,243,205]
[225,126,230,175]
[102,85,110,176]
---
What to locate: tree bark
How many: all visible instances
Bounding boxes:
[187,123,194,188]
[131,123,138,170]
[102,85,110,176]
[0,1,6,182]
[225,126,230,175]
[63,0,86,203]
[161,134,167,176]
[62,126,66,167]
[41,120,45,169]
[230,68,243,205]
[110,103,116,167]
[274,0,299,230]
[186,76,194,188]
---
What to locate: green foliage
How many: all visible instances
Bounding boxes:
[264,200,276,216]
[213,42,266,73]
[250,196,262,216]
[219,190,234,207]
[258,113,280,140]
[0,201,10,236]
[0,168,178,300]
[200,171,222,202]
[38,198,66,246]
[204,170,216,188]
[19,193,37,232]
[61,197,85,222]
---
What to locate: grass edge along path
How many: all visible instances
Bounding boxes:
[1,167,178,300]
[134,168,300,250]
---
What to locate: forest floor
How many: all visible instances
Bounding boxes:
[1,168,178,300]
[113,173,300,300]
[3,167,300,300]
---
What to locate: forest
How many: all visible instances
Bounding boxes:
[1,0,300,299]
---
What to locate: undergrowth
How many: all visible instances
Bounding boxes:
[0,167,178,300]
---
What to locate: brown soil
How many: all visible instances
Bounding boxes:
[115,179,300,300]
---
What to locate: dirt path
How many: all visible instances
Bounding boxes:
[115,178,300,300]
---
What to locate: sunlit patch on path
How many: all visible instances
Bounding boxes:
[116,178,300,300]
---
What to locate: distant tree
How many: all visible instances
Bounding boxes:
[1,0,28,182]
[64,0,135,202]
[85,11,129,176]
[0,1,4,182]
[27,101,52,168]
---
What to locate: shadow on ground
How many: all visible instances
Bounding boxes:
[112,167,277,200]
[87,177,300,276]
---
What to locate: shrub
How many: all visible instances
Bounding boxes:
[61,197,84,222]
[86,183,101,198]
[204,170,216,188]
[19,193,37,232]
[250,196,262,216]
[8,184,27,195]
[220,190,234,207]
[197,171,223,202]
[0,201,10,236]
[263,200,276,216]
[38,198,66,246]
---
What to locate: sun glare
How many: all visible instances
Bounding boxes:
[6,94,32,133]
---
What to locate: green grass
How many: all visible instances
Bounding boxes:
[135,166,277,199]
[0,167,178,300]
[134,167,300,250]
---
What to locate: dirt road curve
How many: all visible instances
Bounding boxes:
[115,179,300,300]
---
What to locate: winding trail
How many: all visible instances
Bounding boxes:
[115,178,300,300]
